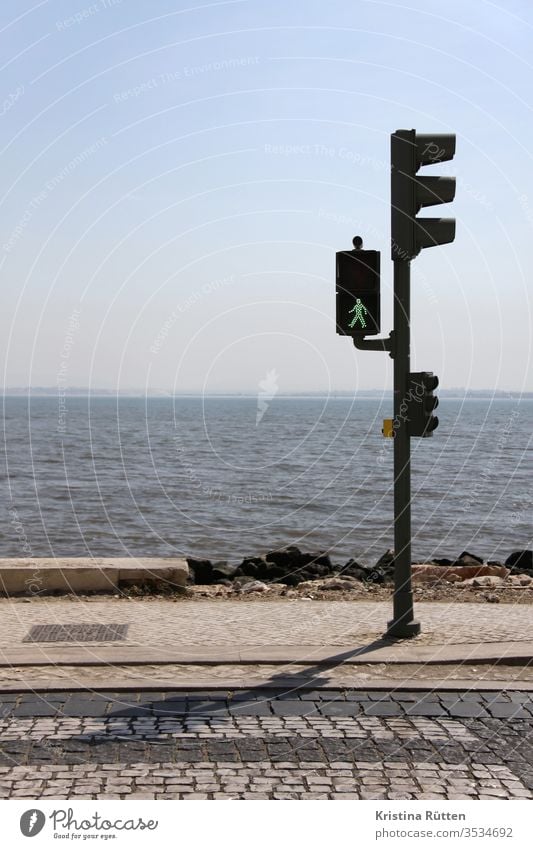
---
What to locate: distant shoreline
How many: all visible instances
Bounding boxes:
[2,389,532,400]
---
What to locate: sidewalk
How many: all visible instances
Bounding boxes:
[0,597,532,690]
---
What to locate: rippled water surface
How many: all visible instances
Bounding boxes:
[1,396,531,566]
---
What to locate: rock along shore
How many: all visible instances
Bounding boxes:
[186,547,533,593]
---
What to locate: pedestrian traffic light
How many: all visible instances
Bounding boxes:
[336,246,380,336]
[407,372,439,437]
[391,129,456,260]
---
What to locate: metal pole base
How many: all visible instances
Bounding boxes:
[386,618,421,640]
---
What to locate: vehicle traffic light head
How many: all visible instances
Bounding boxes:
[391,129,456,261]
[336,248,380,336]
[407,372,439,437]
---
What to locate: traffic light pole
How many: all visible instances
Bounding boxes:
[343,129,456,640]
[387,259,420,638]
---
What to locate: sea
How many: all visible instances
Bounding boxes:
[1,396,531,568]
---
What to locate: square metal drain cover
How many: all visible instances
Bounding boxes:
[23,623,129,643]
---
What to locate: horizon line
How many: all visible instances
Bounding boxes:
[1,388,531,397]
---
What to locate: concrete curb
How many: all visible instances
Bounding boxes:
[1,641,533,666]
[0,677,533,694]
[0,558,188,594]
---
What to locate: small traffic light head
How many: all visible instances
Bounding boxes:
[407,371,440,438]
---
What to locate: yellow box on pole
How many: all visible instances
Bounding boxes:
[382,418,394,438]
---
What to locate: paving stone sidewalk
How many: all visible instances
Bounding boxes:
[1,689,532,800]
[1,599,531,650]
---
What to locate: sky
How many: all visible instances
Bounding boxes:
[1,0,532,393]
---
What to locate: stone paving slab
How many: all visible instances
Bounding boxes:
[1,689,532,800]
[2,689,533,721]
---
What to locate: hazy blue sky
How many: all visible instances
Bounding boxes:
[1,0,532,392]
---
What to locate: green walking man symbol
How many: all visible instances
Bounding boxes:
[348,298,368,329]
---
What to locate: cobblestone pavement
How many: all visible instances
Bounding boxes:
[2,662,533,689]
[1,689,532,800]
[0,599,532,649]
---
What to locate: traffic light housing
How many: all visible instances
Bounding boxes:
[391,129,456,260]
[336,249,380,336]
[407,372,439,437]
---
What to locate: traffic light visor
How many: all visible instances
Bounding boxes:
[415,134,456,167]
